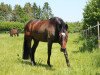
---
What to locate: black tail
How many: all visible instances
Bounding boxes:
[23,36,31,59]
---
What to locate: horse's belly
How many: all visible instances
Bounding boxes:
[32,32,48,42]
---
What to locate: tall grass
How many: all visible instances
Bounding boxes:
[0,33,100,75]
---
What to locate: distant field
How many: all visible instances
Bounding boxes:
[0,33,100,75]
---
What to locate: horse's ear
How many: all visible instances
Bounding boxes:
[65,24,68,30]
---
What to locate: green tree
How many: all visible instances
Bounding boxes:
[42,2,53,20]
[83,0,100,29]
[32,3,38,19]
[36,6,42,19]
[81,0,100,51]
[13,5,25,22]
[0,2,12,21]
[24,2,32,13]
[23,2,33,21]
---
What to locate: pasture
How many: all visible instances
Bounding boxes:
[0,33,100,75]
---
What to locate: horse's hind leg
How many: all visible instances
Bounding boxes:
[30,39,39,66]
[47,40,53,67]
[23,36,32,59]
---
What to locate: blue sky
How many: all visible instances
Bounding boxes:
[0,0,88,22]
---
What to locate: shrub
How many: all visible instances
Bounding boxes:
[0,21,24,32]
[67,22,83,33]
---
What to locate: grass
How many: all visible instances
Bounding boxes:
[0,33,100,75]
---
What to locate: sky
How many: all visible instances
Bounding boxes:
[0,0,88,22]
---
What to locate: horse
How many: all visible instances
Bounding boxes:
[9,28,19,37]
[22,17,70,67]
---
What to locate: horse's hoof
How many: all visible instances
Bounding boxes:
[67,63,70,67]
[48,64,52,67]
[47,61,51,67]
[31,61,36,66]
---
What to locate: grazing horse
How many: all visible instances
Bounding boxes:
[23,17,70,67]
[9,28,19,37]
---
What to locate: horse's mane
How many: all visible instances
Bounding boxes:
[49,17,68,31]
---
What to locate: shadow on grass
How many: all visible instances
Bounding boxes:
[17,58,55,71]
[36,63,55,71]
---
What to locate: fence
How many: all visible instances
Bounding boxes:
[82,21,100,48]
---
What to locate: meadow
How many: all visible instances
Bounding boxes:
[0,33,100,75]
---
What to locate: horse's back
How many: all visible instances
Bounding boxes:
[24,20,56,42]
[25,20,50,31]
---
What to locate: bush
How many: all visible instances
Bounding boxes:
[0,21,24,32]
[79,35,98,52]
[67,22,83,33]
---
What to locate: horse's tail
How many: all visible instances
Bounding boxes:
[22,35,31,60]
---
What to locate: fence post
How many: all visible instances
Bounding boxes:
[97,21,100,48]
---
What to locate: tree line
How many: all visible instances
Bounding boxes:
[0,2,54,23]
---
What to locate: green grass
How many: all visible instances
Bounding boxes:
[0,33,100,75]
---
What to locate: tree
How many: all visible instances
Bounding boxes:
[0,2,54,22]
[0,2,12,21]
[42,2,53,20]
[32,3,38,19]
[13,5,25,22]
[36,6,42,19]
[23,2,33,21]
[81,0,100,51]
[24,2,32,13]
[83,0,100,29]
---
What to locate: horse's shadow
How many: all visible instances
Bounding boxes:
[20,59,55,71]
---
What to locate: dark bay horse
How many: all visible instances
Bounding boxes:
[23,17,70,67]
[9,28,19,37]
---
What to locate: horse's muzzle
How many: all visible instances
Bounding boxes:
[60,48,66,52]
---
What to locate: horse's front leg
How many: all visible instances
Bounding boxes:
[47,40,52,67]
[63,49,70,67]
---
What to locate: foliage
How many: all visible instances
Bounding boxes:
[13,5,26,23]
[42,2,54,20]
[0,33,100,75]
[83,0,100,29]
[67,22,83,33]
[79,35,98,52]
[0,2,12,21]
[0,2,54,23]
[0,21,24,32]
[32,3,41,19]
[82,0,100,51]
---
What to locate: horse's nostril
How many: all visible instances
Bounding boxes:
[60,48,66,52]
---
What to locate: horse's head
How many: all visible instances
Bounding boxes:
[49,17,68,52]
[55,17,68,52]
[59,24,68,52]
